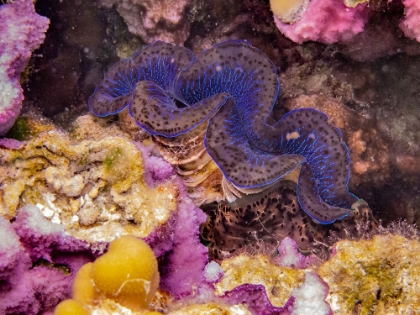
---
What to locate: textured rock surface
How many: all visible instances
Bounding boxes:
[0,115,177,242]
[98,0,191,44]
[319,234,420,315]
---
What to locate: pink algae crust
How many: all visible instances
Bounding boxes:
[0,0,49,135]
[273,0,369,44]
[0,205,94,315]
[400,0,420,42]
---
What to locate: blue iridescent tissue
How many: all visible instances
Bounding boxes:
[88,40,359,224]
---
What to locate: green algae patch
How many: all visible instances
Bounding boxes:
[5,116,54,141]
[103,147,122,171]
[319,234,420,315]
[6,117,32,141]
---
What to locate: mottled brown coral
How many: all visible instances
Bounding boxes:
[201,180,377,261]
[0,115,177,242]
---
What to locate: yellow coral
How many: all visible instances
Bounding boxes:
[214,254,307,307]
[54,299,89,315]
[92,235,160,311]
[55,235,161,315]
[72,263,96,304]
[167,303,252,315]
[319,234,420,315]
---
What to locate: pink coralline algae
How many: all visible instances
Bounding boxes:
[272,0,369,44]
[0,0,49,135]
[0,205,95,315]
[400,0,420,42]
[149,177,209,298]
[0,137,23,149]
[136,141,209,298]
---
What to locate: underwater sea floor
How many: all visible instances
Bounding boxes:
[1,0,420,314]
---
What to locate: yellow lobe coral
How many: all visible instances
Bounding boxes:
[54,299,89,315]
[72,263,96,304]
[92,235,160,311]
[270,0,309,23]
[167,303,252,315]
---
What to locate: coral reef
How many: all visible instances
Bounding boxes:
[88,40,360,225]
[271,0,369,44]
[97,0,191,45]
[0,114,209,299]
[0,0,49,135]
[2,0,420,314]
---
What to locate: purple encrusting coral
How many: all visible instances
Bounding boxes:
[0,138,23,149]
[224,284,295,315]
[159,178,209,297]
[0,0,49,135]
[136,141,176,185]
[0,206,95,315]
[137,141,209,297]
